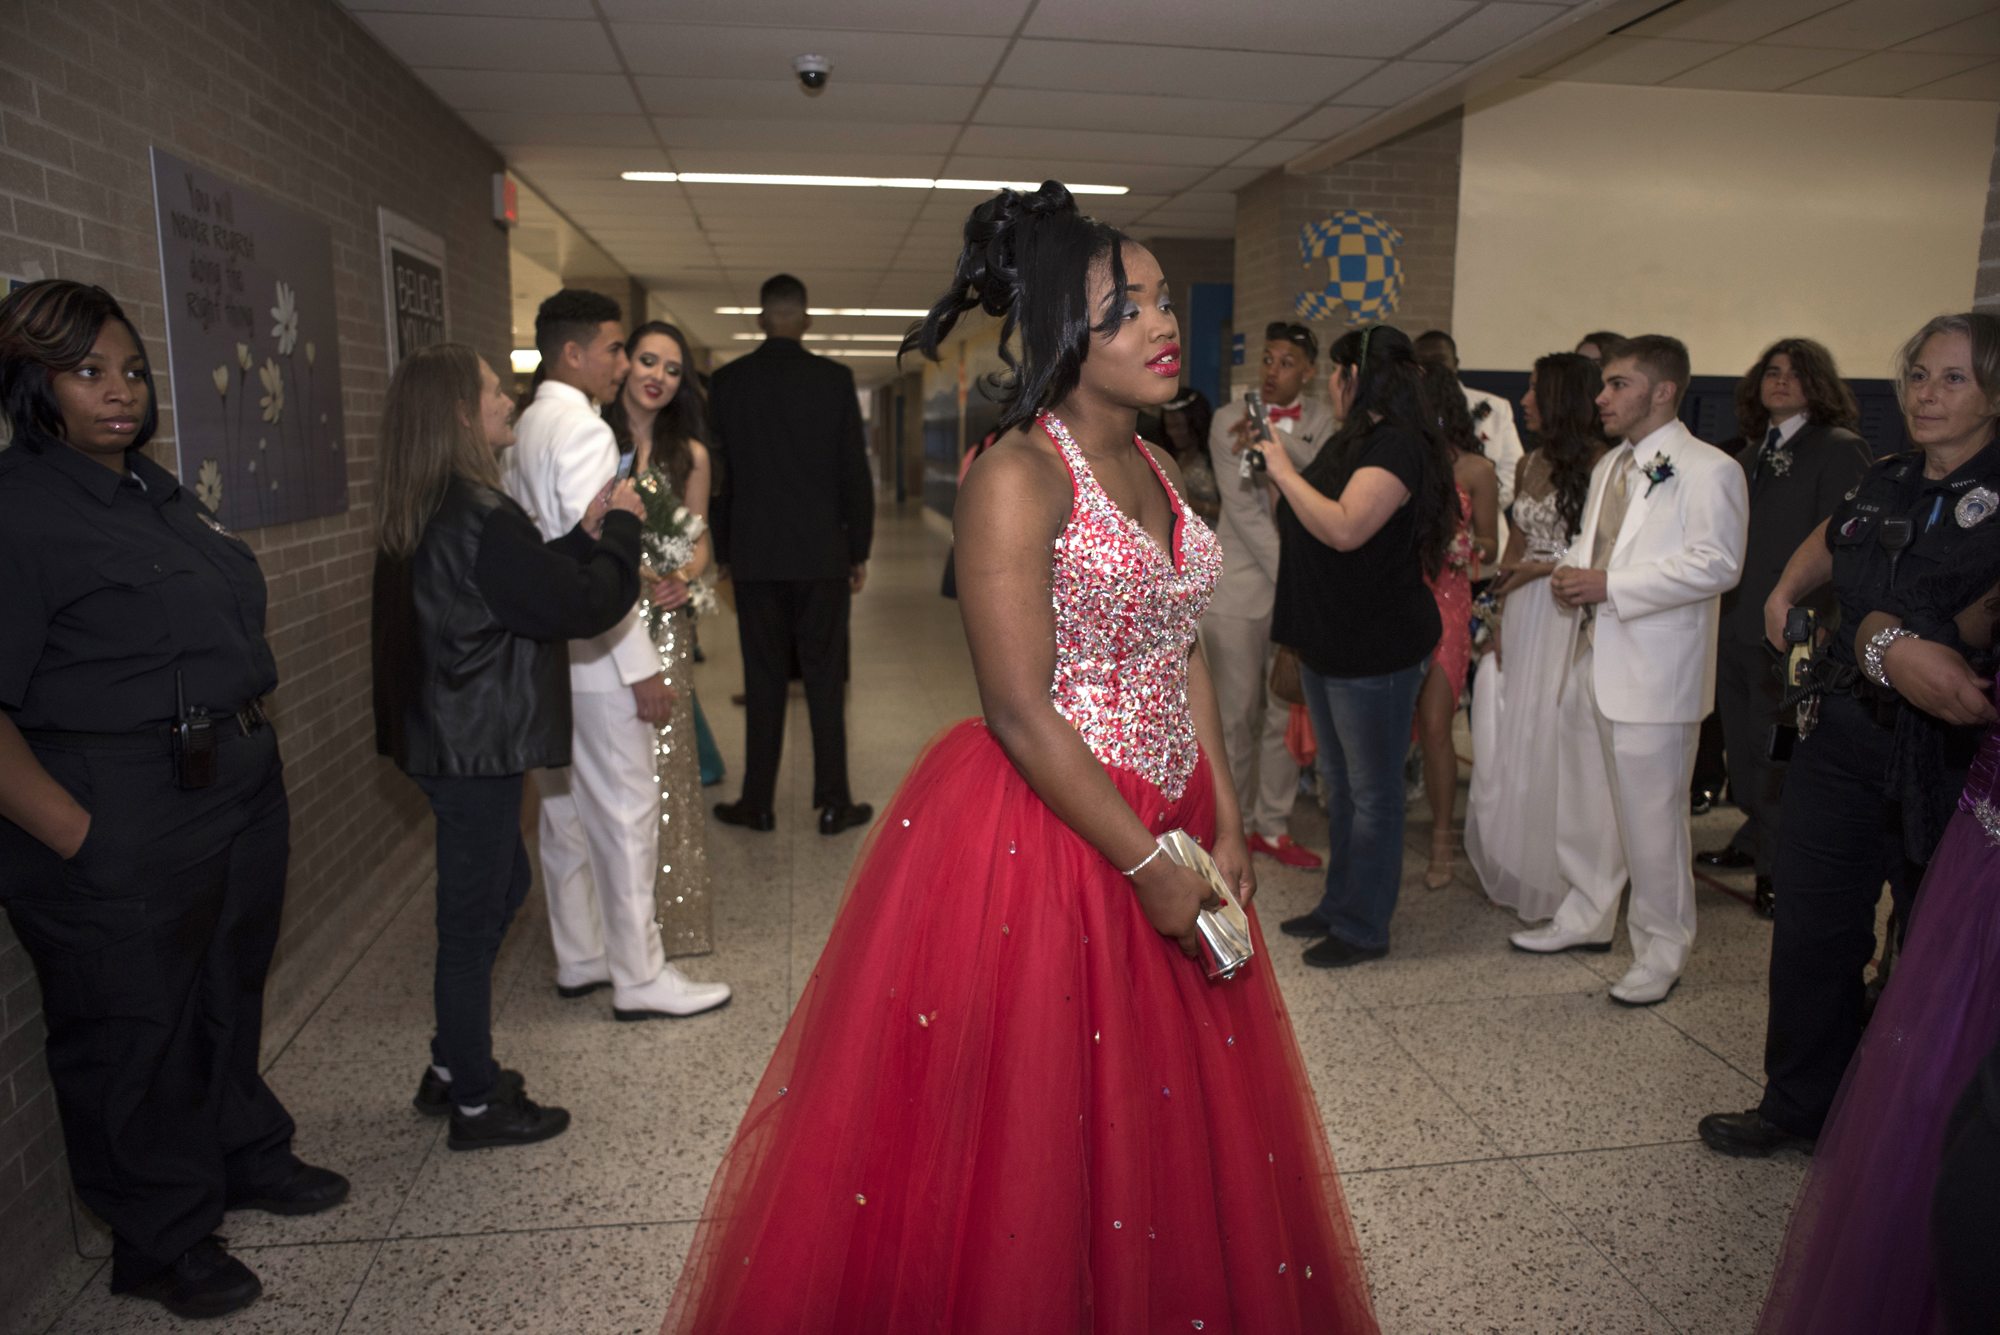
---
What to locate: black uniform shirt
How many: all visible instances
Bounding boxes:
[0,433,277,732]
[1821,437,2000,670]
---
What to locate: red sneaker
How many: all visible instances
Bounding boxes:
[1248,833,1323,870]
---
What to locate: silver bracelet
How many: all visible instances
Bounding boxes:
[1862,626,1922,689]
[1122,844,1165,878]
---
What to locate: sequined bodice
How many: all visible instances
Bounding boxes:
[1513,454,1572,563]
[1959,691,2000,845]
[1042,412,1224,800]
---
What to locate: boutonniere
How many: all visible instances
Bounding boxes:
[1641,452,1675,497]
[1766,446,1793,478]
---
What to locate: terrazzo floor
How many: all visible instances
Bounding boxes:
[26,504,1810,1334]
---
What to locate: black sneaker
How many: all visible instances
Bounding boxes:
[413,1065,523,1117]
[447,1081,570,1151]
[1278,912,1329,940]
[225,1162,350,1216]
[116,1235,262,1319]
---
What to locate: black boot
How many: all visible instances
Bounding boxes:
[116,1236,262,1319]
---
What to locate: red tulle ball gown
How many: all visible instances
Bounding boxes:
[664,414,1377,1334]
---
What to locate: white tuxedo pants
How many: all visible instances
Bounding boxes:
[535,687,665,990]
[1203,611,1295,838]
[1552,649,1701,976]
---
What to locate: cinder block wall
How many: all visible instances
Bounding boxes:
[0,0,513,1321]
[1231,111,1463,401]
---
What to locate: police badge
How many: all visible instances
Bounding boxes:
[1956,487,1998,529]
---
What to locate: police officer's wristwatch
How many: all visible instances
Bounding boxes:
[1862,625,1923,690]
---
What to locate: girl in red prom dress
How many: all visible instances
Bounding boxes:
[664,182,1378,1335]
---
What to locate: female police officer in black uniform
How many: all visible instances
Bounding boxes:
[1700,312,2000,1159]
[0,281,346,1319]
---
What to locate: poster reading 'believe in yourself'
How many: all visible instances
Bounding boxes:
[150,148,347,531]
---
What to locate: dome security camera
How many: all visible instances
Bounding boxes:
[794,54,830,95]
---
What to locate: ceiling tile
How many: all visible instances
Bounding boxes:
[1629,0,1846,43]
[510,146,669,173]
[1193,166,1267,191]
[1538,35,1736,83]
[1662,44,1860,89]
[651,117,959,153]
[1899,57,2000,97]
[345,0,598,16]
[1329,59,1463,105]
[634,76,979,121]
[666,148,949,176]
[462,110,659,147]
[1763,0,1996,51]
[611,22,1008,83]
[596,0,1033,32]
[1408,2,1572,61]
[1785,48,1995,93]
[1282,104,1377,139]
[411,68,642,114]
[940,156,1211,193]
[973,87,1307,138]
[1229,139,1323,168]
[349,12,621,72]
[993,39,1380,102]
[1896,10,2000,56]
[954,125,1255,167]
[1022,0,1480,59]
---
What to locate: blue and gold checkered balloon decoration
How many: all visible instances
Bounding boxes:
[1297,210,1404,325]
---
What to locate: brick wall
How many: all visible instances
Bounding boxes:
[1230,111,1463,400]
[0,0,515,1322]
[1979,111,2000,311]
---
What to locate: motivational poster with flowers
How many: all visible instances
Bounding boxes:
[149,148,349,531]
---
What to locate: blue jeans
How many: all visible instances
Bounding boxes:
[1300,661,1428,950]
[414,772,533,1108]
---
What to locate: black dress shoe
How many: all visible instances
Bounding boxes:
[1301,936,1389,969]
[1690,789,1715,816]
[1278,912,1329,940]
[1753,876,1775,919]
[818,801,874,836]
[1698,1108,1815,1158]
[226,1162,350,1216]
[1695,846,1755,870]
[413,1066,523,1117]
[447,1081,570,1151]
[714,800,775,832]
[117,1236,261,1319]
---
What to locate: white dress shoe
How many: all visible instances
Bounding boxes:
[554,960,612,999]
[1609,962,1678,1006]
[612,964,732,1021]
[1508,923,1614,954]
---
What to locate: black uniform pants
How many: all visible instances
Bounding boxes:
[0,727,296,1287]
[735,578,853,813]
[1716,636,1787,875]
[1760,694,1936,1138]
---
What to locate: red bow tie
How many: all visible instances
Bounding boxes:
[1267,404,1301,422]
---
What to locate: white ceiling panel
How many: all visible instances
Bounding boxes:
[954,125,1256,167]
[1410,3,1572,61]
[611,22,1009,84]
[1630,0,1846,43]
[1763,0,1996,50]
[596,0,1034,33]
[462,111,659,148]
[664,149,948,176]
[1022,0,1479,59]
[650,117,960,153]
[634,77,980,121]
[1662,44,1859,89]
[1539,35,1735,83]
[1786,48,1994,93]
[508,145,670,172]
[1329,59,1464,105]
[348,0,598,16]
[351,13,621,72]
[1902,58,2000,96]
[1191,166,1267,191]
[939,156,1213,193]
[1229,138,1325,168]
[992,39,1381,101]
[411,68,642,114]
[1278,104,1376,140]
[1897,10,2000,55]
[973,88,1308,138]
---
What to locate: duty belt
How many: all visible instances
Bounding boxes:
[21,698,270,751]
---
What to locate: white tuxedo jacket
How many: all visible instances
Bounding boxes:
[1559,419,1748,725]
[1205,395,1335,621]
[501,380,657,693]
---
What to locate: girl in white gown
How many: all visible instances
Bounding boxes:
[1466,353,1605,920]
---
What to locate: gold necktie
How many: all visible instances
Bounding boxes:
[1581,450,1636,652]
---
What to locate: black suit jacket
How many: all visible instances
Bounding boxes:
[1719,421,1872,644]
[710,337,874,582]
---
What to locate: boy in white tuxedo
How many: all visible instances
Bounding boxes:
[1510,336,1748,1005]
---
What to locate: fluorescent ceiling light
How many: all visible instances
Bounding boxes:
[731,332,904,342]
[622,171,1125,196]
[715,306,926,317]
[510,349,541,374]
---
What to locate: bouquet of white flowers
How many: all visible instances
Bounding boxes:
[633,472,716,632]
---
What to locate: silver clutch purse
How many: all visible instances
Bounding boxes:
[1156,829,1254,981]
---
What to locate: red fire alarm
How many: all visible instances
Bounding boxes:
[494,174,518,229]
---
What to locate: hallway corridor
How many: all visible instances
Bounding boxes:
[29,505,1802,1334]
